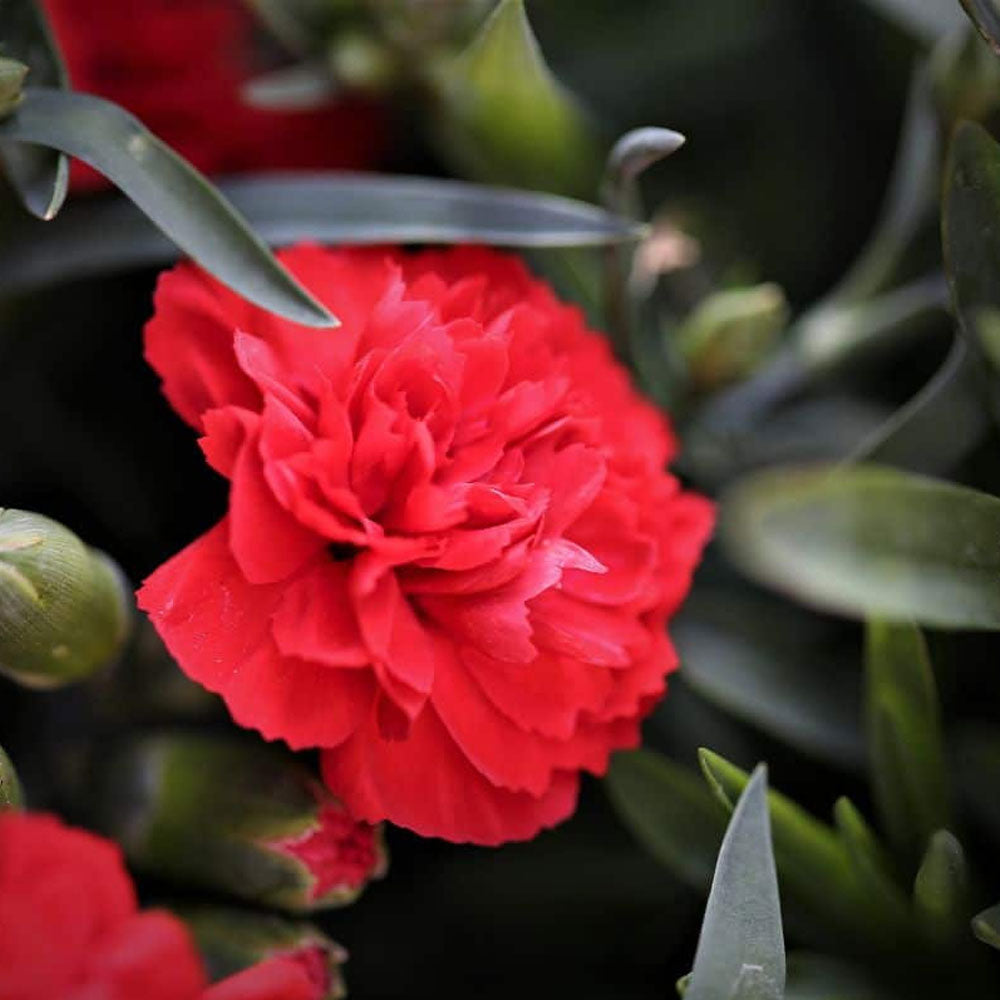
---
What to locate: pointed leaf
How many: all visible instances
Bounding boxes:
[435,0,600,196]
[960,0,1000,54]
[0,87,335,327]
[686,766,785,1000]
[605,750,727,889]
[698,750,908,950]
[0,0,68,219]
[0,172,644,295]
[865,619,950,867]
[721,463,1000,630]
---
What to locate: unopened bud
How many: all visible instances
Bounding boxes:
[0,745,22,808]
[96,734,387,912]
[182,906,347,1000]
[0,58,27,118]
[327,32,396,93]
[0,509,130,688]
[675,283,788,390]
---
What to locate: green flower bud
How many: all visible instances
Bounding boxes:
[327,31,396,94]
[0,745,23,808]
[930,27,1000,126]
[0,509,131,688]
[0,58,27,118]
[675,283,788,391]
[181,906,347,999]
[95,734,387,913]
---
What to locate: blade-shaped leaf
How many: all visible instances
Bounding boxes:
[972,903,1000,949]
[699,750,909,951]
[0,87,335,327]
[913,830,968,946]
[435,0,600,196]
[0,744,22,808]
[865,619,950,867]
[960,0,1000,54]
[673,590,864,768]
[721,463,1000,630]
[0,0,68,219]
[0,172,644,296]
[605,750,727,889]
[685,765,785,1000]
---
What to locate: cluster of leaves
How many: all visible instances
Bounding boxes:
[6,0,1000,997]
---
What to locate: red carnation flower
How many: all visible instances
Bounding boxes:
[41,0,384,189]
[0,811,328,1000]
[138,245,713,845]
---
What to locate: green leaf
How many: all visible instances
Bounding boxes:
[913,830,968,946]
[0,87,335,327]
[605,750,727,889]
[686,765,785,1000]
[0,745,23,808]
[673,590,864,767]
[971,903,1000,950]
[865,619,950,867]
[434,0,600,197]
[720,463,1000,630]
[0,172,644,296]
[0,0,68,219]
[698,750,908,951]
[960,0,1000,54]
[832,798,911,927]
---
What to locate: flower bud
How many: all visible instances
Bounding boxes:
[675,283,788,391]
[0,745,22,808]
[0,509,130,688]
[95,734,387,912]
[182,906,347,1000]
[930,27,1000,125]
[0,58,27,118]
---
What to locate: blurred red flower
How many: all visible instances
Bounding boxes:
[0,811,328,1000]
[41,0,384,189]
[138,245,713,845]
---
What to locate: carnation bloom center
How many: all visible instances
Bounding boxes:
[139,245,714,844]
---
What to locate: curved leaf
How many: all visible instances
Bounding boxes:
[0,87,335,327]
[605,750,726,889]
[0,0,68,219]
[0,171,644,296]
[686,766,785,1000]
[673,591,863,767]
[972,903,1000,950]
[721,464,1000,630]
[913,831,968,943]
[865,619,950,868]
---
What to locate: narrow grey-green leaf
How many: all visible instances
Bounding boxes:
[0,745,22,808]
[865,619,950,867]
[913,830,968,946]
[0,172,643,295]
[721,463,1000,630]
[674,590,863,767]
[972,903,1000,950]
[698,750,909,951]
[960,0,1000,54]
[0,0,68,219]
[605,750,726,889]
[0,87,335,327]
[686,765,785,1000]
